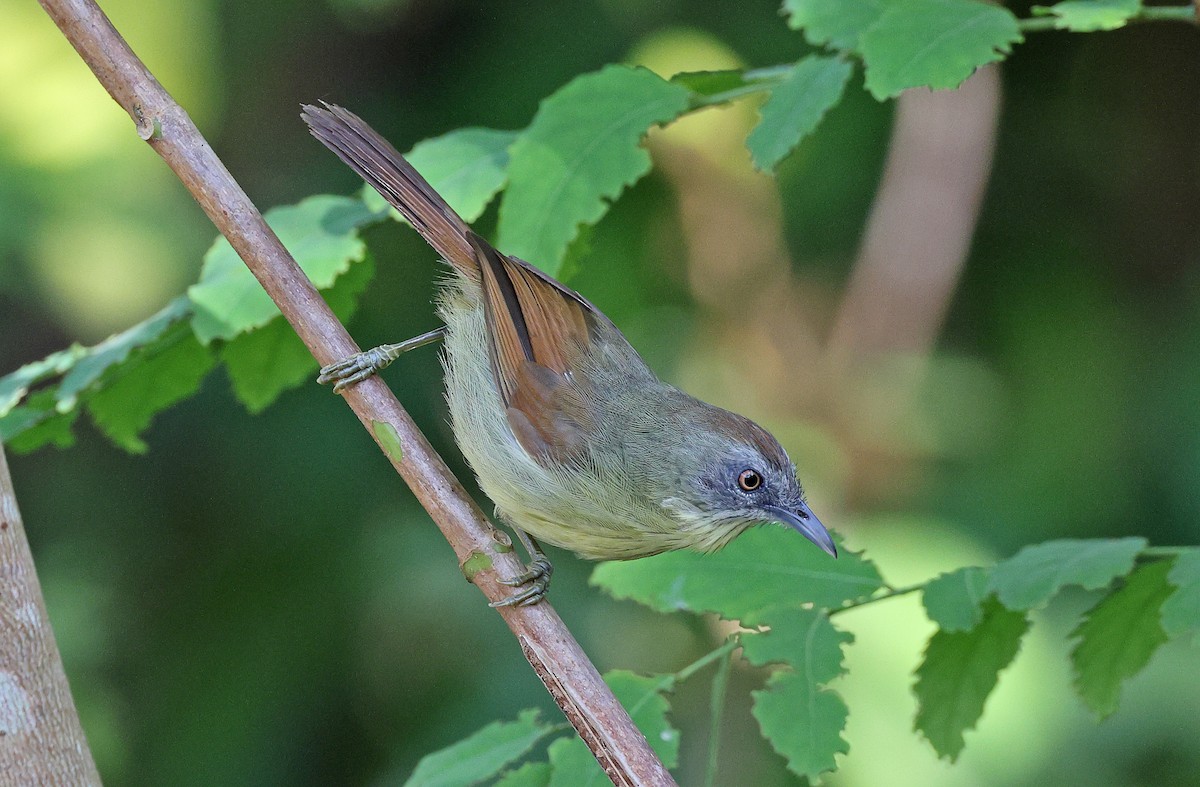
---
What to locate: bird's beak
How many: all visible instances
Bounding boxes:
[764,502,837,558]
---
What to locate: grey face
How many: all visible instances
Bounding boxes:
[693,450,837,558]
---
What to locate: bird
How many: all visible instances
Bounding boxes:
[302,103,835,606]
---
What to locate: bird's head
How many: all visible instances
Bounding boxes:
[663,406,836,558]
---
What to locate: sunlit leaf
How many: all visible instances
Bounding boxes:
[86,325,216,453]
[364,127,517,224]
[1071,561,1174,718]
[923,567,990,632]
[988,538,1145,611]
[781,0,888,51]
[859,0,1022,100]
[1162,550,1200,644]
[1031,0,1141,32]
[189,195,372,343]
[497,65,690,276]
[221,255,375,413]
[592,528,883,620]
[404,709,554,787]
[0,345,86,417]
[746,55,853,171]
[914,599,1029,761]
[546,671,678,786]
[55,297,192,410]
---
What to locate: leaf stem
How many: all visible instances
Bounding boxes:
[702,644,733,787]
[1018,5,1197,33]
[673,636,741,685]
[830,582,924,615]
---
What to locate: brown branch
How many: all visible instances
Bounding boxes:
[0,443,101,784]
[35,0,673,784]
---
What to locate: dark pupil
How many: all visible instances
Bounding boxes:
[739,470,761,491]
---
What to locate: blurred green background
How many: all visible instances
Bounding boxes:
[2,0,1199,785]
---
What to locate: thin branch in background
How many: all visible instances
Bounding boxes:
[0,443,101,785]
[823,65,1001,505]
[32,0,673,783]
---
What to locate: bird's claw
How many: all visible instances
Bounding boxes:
[317,348,389,393]
[490,556,554,607]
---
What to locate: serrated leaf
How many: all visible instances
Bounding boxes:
[859,0,1022,100]
[189,195,372,343]
[222,255,375,413]
[547,671,678,787]
[364,127,517,224]
[752,669,848,783]
[497,65,690,276]
[0,345,86,416]
[1032,0,1141,32]
[495,762,552,787]
[56,297,192,410]
[782,0,888,51]
[86,325,216,453]
[923,567,990,632]
[741,609,851,683]
[1162,550,1200,644]
[592,527,883,620]
[747,55,852,171]
[988,537,1145,611]
[913,599,1029,761]
[1071,561,1174,718]
[403,709,553,787]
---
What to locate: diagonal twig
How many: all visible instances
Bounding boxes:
[34,0,674,783]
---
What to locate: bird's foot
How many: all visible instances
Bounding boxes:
[318,347,395,392]
[490,556,554,607]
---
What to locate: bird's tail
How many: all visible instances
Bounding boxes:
[301,102,480,282]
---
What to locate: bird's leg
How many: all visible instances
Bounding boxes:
[317,326,447,392]
[491,528,554,607]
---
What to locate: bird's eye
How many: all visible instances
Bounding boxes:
[737,469,763,492]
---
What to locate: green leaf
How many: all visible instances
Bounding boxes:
[497,65,690,276]
[1162,550,1200,644]
[742,608,852,781]
[86,325,216,453]
[0,391,78,452]
[988,537,1145,611]
[1032,0,1141,32]
[0,345,86,417]
[913,598,1029,761]
[547,671,678,787]
[189,195,372,343]
[592,527,883,620]
[403,709,554,787]
[782,0,888,51]
[670,69,753,98]
[495,762,552,787]
[923,567,990,632]
[221,255,375,413]
[1071,561,1174,718]
[746,55,853,171]
[365,127,517,224]
[741,608,851,681]
[859,0,1022,100]
[751,669,849,783]
[56,297,192,409]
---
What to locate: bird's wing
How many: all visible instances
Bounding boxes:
[469,235,603,467]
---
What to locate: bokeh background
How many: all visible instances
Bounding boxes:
[2,0,1199,785]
